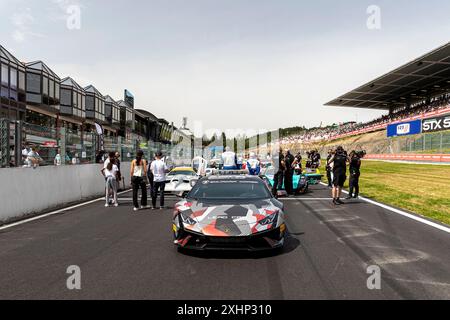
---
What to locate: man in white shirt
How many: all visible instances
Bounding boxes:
[221,146,237,170]
[150,151,169,209]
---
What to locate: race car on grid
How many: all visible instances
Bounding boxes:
[164,167,198,196]
[172,172,286,252]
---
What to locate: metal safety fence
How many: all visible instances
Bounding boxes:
[0,119,196,168]
[399,131,450,153]
[0,118,9,167]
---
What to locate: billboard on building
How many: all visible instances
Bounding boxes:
[124,89,134,108]
[387,119,422,137]
[422,114,450,133]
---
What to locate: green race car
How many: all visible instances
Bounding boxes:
[260,167,310,195]
[302,167,323,185]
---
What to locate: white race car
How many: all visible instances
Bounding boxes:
[164,167,199,195]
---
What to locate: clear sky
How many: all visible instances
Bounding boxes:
[1,0,449,133]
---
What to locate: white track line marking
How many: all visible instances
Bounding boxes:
[323,217,360,222]
[0,190,132,231]
[319,182,450,234]
[385,277,450,287]
[118,197,178,201]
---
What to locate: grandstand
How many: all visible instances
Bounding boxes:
[282,42,450,161]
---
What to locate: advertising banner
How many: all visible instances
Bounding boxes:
[422,114,450,133]
[387,119,422,137]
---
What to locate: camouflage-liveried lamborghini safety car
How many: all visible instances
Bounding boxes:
[172,175,286,251]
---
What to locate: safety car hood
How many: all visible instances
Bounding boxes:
[166,174,197,183]
[175,199,282,237]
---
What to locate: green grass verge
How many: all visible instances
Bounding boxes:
[319,160,450,226]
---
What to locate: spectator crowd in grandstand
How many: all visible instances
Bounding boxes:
[281,93,450,145]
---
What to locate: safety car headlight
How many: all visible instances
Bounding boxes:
[259,212,278,226]
[182,215,197,225]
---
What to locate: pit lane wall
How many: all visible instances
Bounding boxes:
[0,162,132,224]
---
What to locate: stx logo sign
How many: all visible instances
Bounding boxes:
[422,115,450,133]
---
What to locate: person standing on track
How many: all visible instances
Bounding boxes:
[130,150,148,211]
[102,152,115,171]
[293,152,303,175]
[101,152,116,198]
[312,149,321,168]
[103,158,119,207]
[326,149,334,188]
[221,146,237,170]
[346,150,362,199]
[284,150,295,195]
[272,149,286,197]
[150,151,169,210]
[147,153,155,201]
[236,154,244,170]
[328,146,348,205]
[246,152,261,175]
[114,152,123,191]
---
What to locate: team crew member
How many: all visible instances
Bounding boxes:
[284,150,295,195]
[246,152,261,175]
[272,149,286,197]
[221,146,237,170]
[103,158,119,207]
[347,151,362,199]
[312,149,321,168]
[150,151,169,210]
[328,146,348,205]
[293,152,302,175]
[130,150,148,211]
[326,149,333,188]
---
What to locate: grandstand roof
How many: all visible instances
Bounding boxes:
[135,109,159,122]
[325,42,450,110]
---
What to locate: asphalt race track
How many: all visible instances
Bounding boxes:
[0,185,449,299]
